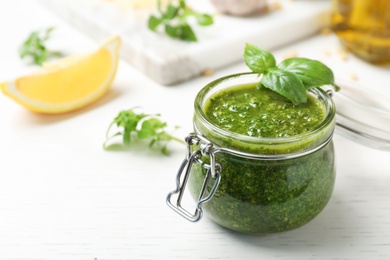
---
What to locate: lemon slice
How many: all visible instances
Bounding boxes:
[0,35,121,114]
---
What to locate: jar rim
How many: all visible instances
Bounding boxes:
[194,72,336,147]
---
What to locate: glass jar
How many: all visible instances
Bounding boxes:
[167,73,336,234]
[331,0,390,63]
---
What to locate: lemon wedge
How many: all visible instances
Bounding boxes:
[0,35,121,114]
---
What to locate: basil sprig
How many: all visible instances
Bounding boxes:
[148,0,213,42]
[244,43,337,104]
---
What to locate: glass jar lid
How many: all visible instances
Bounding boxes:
[332,80,390,150]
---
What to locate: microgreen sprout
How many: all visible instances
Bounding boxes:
[104,108,184,155]
[19,27,63,66]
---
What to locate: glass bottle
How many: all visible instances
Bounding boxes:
[331,0,390,63]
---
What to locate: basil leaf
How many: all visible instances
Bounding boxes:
[163,4,179,20]
[148,15,162,31]
[148,0,213,42]
[178,23,197,41]
[278,58,335,89]
[179,0,186,9]
[244,43,276,73]
[261,68,307,105]
[165,24,177,38]
[165,23,197,42]
[197,14,214,26]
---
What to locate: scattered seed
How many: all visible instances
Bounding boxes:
[322,50,331,57]
[350,73,358,81]
[320,27,332,35]
[202,68,215,76]
[270,0,283,11]
[336,47,348,61]
[283,50,298,59]
[263,0,283,13]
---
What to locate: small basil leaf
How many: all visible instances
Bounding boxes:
[197,14,214,26]
[261,68,307,105]
[179,0,186,9]
[165,24,179,38]
[164,23,197,41]
[148,15,162,31]
[180,23,197,41]
[244,43,276,73]
[278,58,335,89]
[147,0,213,42]
[163,4,179,20]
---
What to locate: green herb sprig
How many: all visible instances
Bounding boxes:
[19,27,63,66]
[103,108,184,155]
[148,0,213,42]
[244,43,338,104]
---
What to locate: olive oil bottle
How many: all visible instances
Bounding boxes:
[331,0,390,63]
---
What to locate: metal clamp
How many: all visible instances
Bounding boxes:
[166,133,221,222]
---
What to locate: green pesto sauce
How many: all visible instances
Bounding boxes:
[189,145,335,233]
[188,82,335,234]
[204,83,326,138]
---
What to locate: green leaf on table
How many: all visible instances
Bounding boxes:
[104,108,184,155]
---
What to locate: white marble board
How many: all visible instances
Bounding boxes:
[38,0,331,85]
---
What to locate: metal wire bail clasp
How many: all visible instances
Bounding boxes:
[166,133,222,222]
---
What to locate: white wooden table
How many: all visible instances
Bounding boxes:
[0,1,389,259]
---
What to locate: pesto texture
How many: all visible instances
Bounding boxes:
[189,143,335,233]
[205,83,326,138]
